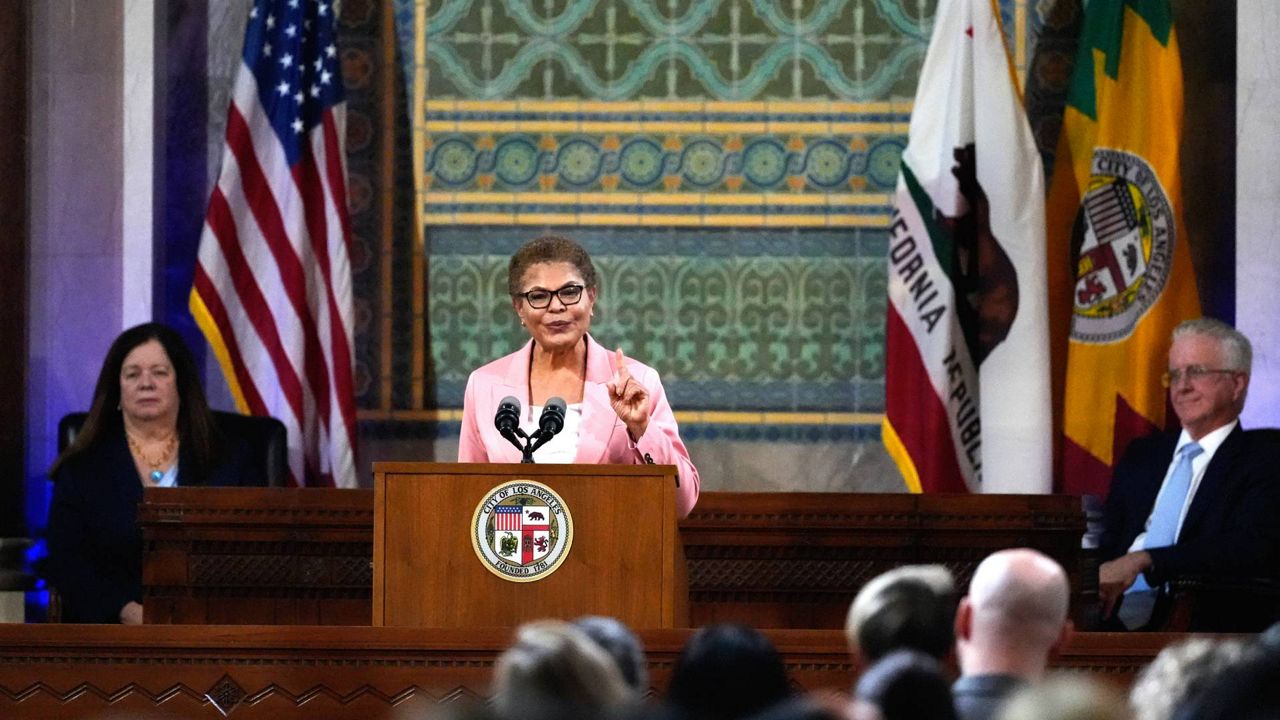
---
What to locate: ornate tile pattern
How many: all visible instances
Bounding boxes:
[343,1,1055,484]
[397,0,926,225]
[423,227,887,412]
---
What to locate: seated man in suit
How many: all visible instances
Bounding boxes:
[1099,318,1280,630]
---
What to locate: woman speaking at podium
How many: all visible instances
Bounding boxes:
[457,235,700,517]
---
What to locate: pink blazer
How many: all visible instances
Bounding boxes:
[458,335,700,517]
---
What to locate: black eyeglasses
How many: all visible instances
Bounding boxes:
[519,284,585,309]
[1161,366,1238,388]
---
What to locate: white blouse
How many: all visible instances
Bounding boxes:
[520,403,583,463]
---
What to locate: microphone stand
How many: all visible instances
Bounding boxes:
[499,427,554,464]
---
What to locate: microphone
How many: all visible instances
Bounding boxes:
[537,397,567,438]
[495,396,525,455]
[495,396,521,433]
[522,396,566,463]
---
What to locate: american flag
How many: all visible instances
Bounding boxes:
[495,506,523,532]
[190,0,357,487]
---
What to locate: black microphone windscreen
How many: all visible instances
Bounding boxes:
[539,396,567,435]
[495,396,521,432]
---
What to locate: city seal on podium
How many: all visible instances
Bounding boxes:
[471,480,573,583]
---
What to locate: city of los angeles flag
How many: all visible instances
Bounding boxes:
[883,0,1052,493]
[1049,0,1200,496]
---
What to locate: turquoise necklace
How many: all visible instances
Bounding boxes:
[127,431,177,483]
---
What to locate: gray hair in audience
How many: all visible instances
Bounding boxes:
[1130,638,1249,720]
[573,615,649,695]
[1258,620,1280,655]
[492,619,633,718]
[1172,318,1252,374]
[999,675,1128,720]
[845,564,957,662]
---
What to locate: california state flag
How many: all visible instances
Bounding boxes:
[883,0,1052,493]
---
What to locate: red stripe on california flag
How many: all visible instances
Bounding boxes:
[884,305,969,494]
[205,187,309,443]
[192,264,271,422]
[224,106,336,436]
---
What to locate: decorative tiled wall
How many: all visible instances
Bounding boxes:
[343,0,1076,490]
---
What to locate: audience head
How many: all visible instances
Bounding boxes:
[667,624,793,720]
[492,619,633,720]
[574,615,649,696]
[955,548,1071,681]
[1130,638,1248,720]
[1258,620,1280,655]
[1171,645,1280,720]
[745,696,846,720]
[49,322,218,479]
[845,564,957,665]
[998,675,1128,720]
[851,649,958,720]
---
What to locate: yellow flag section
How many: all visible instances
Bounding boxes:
[1048,0,1200,497]
[883,0,1051,494]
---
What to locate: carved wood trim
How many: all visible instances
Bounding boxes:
[135,491,1086,627]
[0,626,1201,719]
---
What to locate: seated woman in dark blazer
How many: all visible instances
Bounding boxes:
[46,323,257,624]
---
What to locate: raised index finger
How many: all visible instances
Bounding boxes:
[614,347,635,381]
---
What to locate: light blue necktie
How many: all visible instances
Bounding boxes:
[1119,441,1203,628]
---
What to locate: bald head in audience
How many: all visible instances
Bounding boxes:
[956,549,1072,681]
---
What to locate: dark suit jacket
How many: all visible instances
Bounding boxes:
[952,674,1027,720]
[1100,425,1280,587]
[46,425,258,623]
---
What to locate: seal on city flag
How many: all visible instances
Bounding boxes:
[471,480,573,582]
[1069,148,1175,344]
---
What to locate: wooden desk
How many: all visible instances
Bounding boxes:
[138,490,1085,628]
[0,625,1182,719]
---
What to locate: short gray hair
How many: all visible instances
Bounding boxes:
[573,615,648,695]
[493,620,633,717]
[845,564,956,661]
[1129,638,1249,720]
[1173,318,1252,374]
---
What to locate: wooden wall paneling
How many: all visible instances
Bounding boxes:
[134,490,1085,629]
[0,624,1203,720]
[681,493,1086,628]
[138,487,376,625]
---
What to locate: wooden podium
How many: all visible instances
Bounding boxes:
[372,462,688,628]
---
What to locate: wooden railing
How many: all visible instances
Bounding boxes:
[0,624,1185,720]
[136,489,1086,628]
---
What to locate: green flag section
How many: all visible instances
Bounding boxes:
[1047,0,1200,497]
[884,0,1052,494]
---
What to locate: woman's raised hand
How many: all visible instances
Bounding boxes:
[606,348,650,441]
